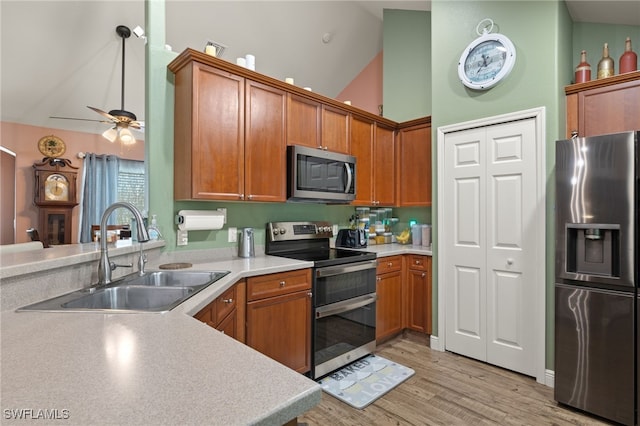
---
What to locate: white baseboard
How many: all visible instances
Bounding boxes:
[430,335,444,352]
[545,369,555,388]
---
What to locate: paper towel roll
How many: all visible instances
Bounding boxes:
[177,210,224,231]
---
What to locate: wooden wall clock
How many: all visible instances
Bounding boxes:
[33,145,79,247]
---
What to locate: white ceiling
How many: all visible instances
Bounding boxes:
[1,1,637,138]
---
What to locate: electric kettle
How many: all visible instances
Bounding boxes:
[238,227,255,258]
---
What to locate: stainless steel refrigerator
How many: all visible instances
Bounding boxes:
[555,131,638,426]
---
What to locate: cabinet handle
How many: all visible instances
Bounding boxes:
[279,280,286,287]
[239,193,244,200]
[307,292,313,298]
[223,298,233,304]
[376,277,381,282]
[247,194,253,200]
[421,273,426,278]
[388,262,393,267]
[415,260,421,265]
[507,258,514,266]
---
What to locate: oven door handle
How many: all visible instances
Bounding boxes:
[315,259,377,278]
[315,293,377,319]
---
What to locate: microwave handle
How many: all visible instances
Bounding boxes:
[344,163,353,194]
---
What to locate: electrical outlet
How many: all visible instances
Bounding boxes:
[228,227,237,243]
[177,229,188,246]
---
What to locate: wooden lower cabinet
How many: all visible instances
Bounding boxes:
[195,280,246,343]
[246,269,312,374]
[376,254,432,342]
[404,255,432,334]
[376,256,403,341]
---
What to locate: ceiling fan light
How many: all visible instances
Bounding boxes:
[102,127,118,143]
[118,127,135,145]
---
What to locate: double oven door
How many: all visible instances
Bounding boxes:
[312,259,377,379]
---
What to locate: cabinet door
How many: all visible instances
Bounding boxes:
[376,270,403,341]
[577,79,640,137]
[405,257,432,334]
[245,80,287,202]
[350,115,375,205]
[216,309,237,338]
[373,124,395,206]
[287,94,321,149]
[175,63,244,200]
[397,124,431,206]
[246,290,312,374]
[322,105,350,153]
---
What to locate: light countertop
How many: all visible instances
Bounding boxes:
[0,242,431,424]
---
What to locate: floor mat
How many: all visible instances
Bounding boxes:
[317,354,415,409]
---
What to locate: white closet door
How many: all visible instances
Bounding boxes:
[444,127,487,361]
[485,120,537,376]
[444,118,537,377]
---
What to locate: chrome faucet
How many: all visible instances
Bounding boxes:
[98,202,151,285]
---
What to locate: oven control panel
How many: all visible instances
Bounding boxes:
[267,221,333,242]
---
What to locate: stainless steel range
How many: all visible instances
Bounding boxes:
[266,221,377,379]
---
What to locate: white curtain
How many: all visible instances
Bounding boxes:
[78,153,120,243]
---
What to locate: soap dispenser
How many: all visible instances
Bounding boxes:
[147,214,163,240]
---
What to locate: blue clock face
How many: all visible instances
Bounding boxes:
[464,40,507,83]
[458,32,516,90]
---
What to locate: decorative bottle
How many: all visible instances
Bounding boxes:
[574,50,591,83]
[597,43,614,79]
[619,37,637,74]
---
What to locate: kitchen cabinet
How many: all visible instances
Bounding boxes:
[404,255,432,334]
[246,269,312,374]
[352,119,395,206]
[565,70,640,138]
[245,80,287,201]
[172,60,286,201]
[195,280,246,343]
[397,119,432,207]
[376,255,403,341]
[287,94,349,153]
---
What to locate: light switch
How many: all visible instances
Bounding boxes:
[228,227,237,243]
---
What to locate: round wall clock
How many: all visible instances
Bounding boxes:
[38,135,66,158]
[458,24,516,91]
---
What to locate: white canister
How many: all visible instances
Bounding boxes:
[411,225,422,246]
[245,54,255,71]
[421,224,432,247]
[236,57,247,67]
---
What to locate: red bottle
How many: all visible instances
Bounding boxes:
[575,50,591,83]
[619,37,637,74]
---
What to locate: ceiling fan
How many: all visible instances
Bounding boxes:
[51,25,143,145]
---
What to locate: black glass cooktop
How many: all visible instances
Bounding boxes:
[273,248,376,267]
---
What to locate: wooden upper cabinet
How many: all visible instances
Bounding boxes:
[565,71,640,138]
[350,114,375,205]
[245,80,287,202]
[174,62,245,200]
[321,105,350,154]
[287,94,321,149]
[373,124,396,206]
[397,120,432,207]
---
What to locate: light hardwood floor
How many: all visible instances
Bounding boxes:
[299,333,613,426]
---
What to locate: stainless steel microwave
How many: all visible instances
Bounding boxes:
[287,145,356,203]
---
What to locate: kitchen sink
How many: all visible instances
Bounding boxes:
[122,270,229,287]
[61,286,194,311]
[17,269,230,313]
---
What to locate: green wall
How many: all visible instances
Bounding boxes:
[382,9,431,122]
[428,0,572,370]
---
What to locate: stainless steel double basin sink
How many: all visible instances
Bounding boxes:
[18,270,230,313]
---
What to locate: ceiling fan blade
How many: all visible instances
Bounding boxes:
[50,116,112,124]
[129,120,144,130]
[87,106,119,123]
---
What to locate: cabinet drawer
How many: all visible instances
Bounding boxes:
[407,255,428,271]
[214,285,237,324]
[377,256,402,274]
[247,269,311,301]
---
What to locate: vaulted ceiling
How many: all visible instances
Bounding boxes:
[1,1,637,138]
